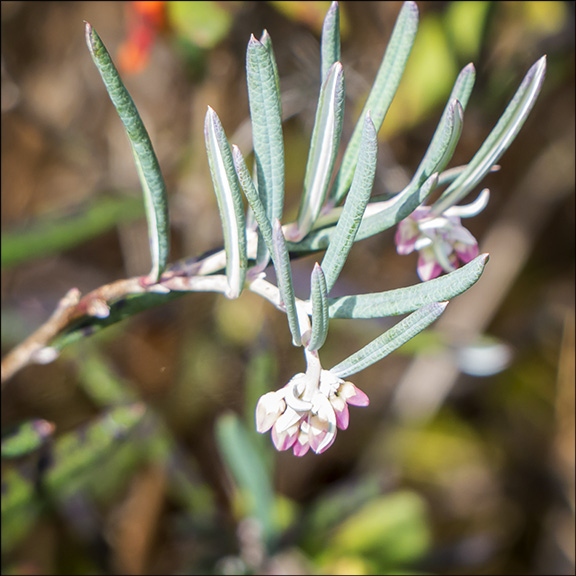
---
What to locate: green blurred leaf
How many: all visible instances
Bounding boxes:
[1,420,55,459]
[45,404,146,494]
[444,1,491,61]
[324,491,431,568]
[269,1,333,35]
[52,290,184,351]
[167,1,235,49]
[1,404,146,553]
[1,466,40,553]
[75,346,137,407]
[1,196,143,269]
[215,412,278,546]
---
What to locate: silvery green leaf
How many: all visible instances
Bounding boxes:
[449,62,476,110]
[272,220,301,346]
[321,1,341,83]
[328,253,488,319]
[286,171,437,254]
[285,224,334,253]
[329,1,419,205]
[308,263,329,351]
[233,145,274,257]
[346,94,465,243]
[205,107,247,299]
[331,302,448,378]
[411,99,463,186]
[246,32,285,225]
[85,23,169,282]
[432,56,546,214]
[260,30,280,105]
[295,62,344,240]
[321,113,377,292]
[354,172,438,242]
[407,64,475,188]
[436,164,470,188]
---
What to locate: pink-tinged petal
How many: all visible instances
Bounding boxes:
[255,391,285,433]
[448,222,477,246]
[410,206,433,221]
[309,395,337,453]
[334,401,350,430]
[271,423,299,451]
[310,426,336,453]
[395,210,428,255]
[293,435,310,457]
[395,220,419,255]
[343,382,370,407]
[270,407,302,451]
[308,420,335,454]
[417,249,443,281]
[454,240,479,264]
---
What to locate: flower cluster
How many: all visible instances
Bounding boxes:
[256,368,369,456]
[396,184,493,282]
[395,206,479,281]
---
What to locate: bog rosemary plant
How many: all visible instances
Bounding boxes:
[1,2,546,457]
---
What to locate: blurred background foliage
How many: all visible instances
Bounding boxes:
[1,1,574,574]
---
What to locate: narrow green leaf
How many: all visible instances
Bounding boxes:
[331,302,448,379]
[294,62,344,240]
[1,196,144,269]
[85,23,170,282]
[355,172,438,242]
[330,1,419,205]
[412,99,463,186]
[1,465,41,553]
[449,62,476,111]
[215,413,277,546]
[285,65,475,254]
[246,32,285,224]
[233,145,274,256]
[286,171,437,255]
[52,290,185,352]
[1,420,55,459]
[308,263,329,351]
[45,404,146,492]
[260,30,280,104]
[321,113,377,292]
[205,107,247,299]
[432,56,546,214]
[327,253,488,319]
[321,1,341,83]
[272,220,301,346]
[76,346,138,407]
